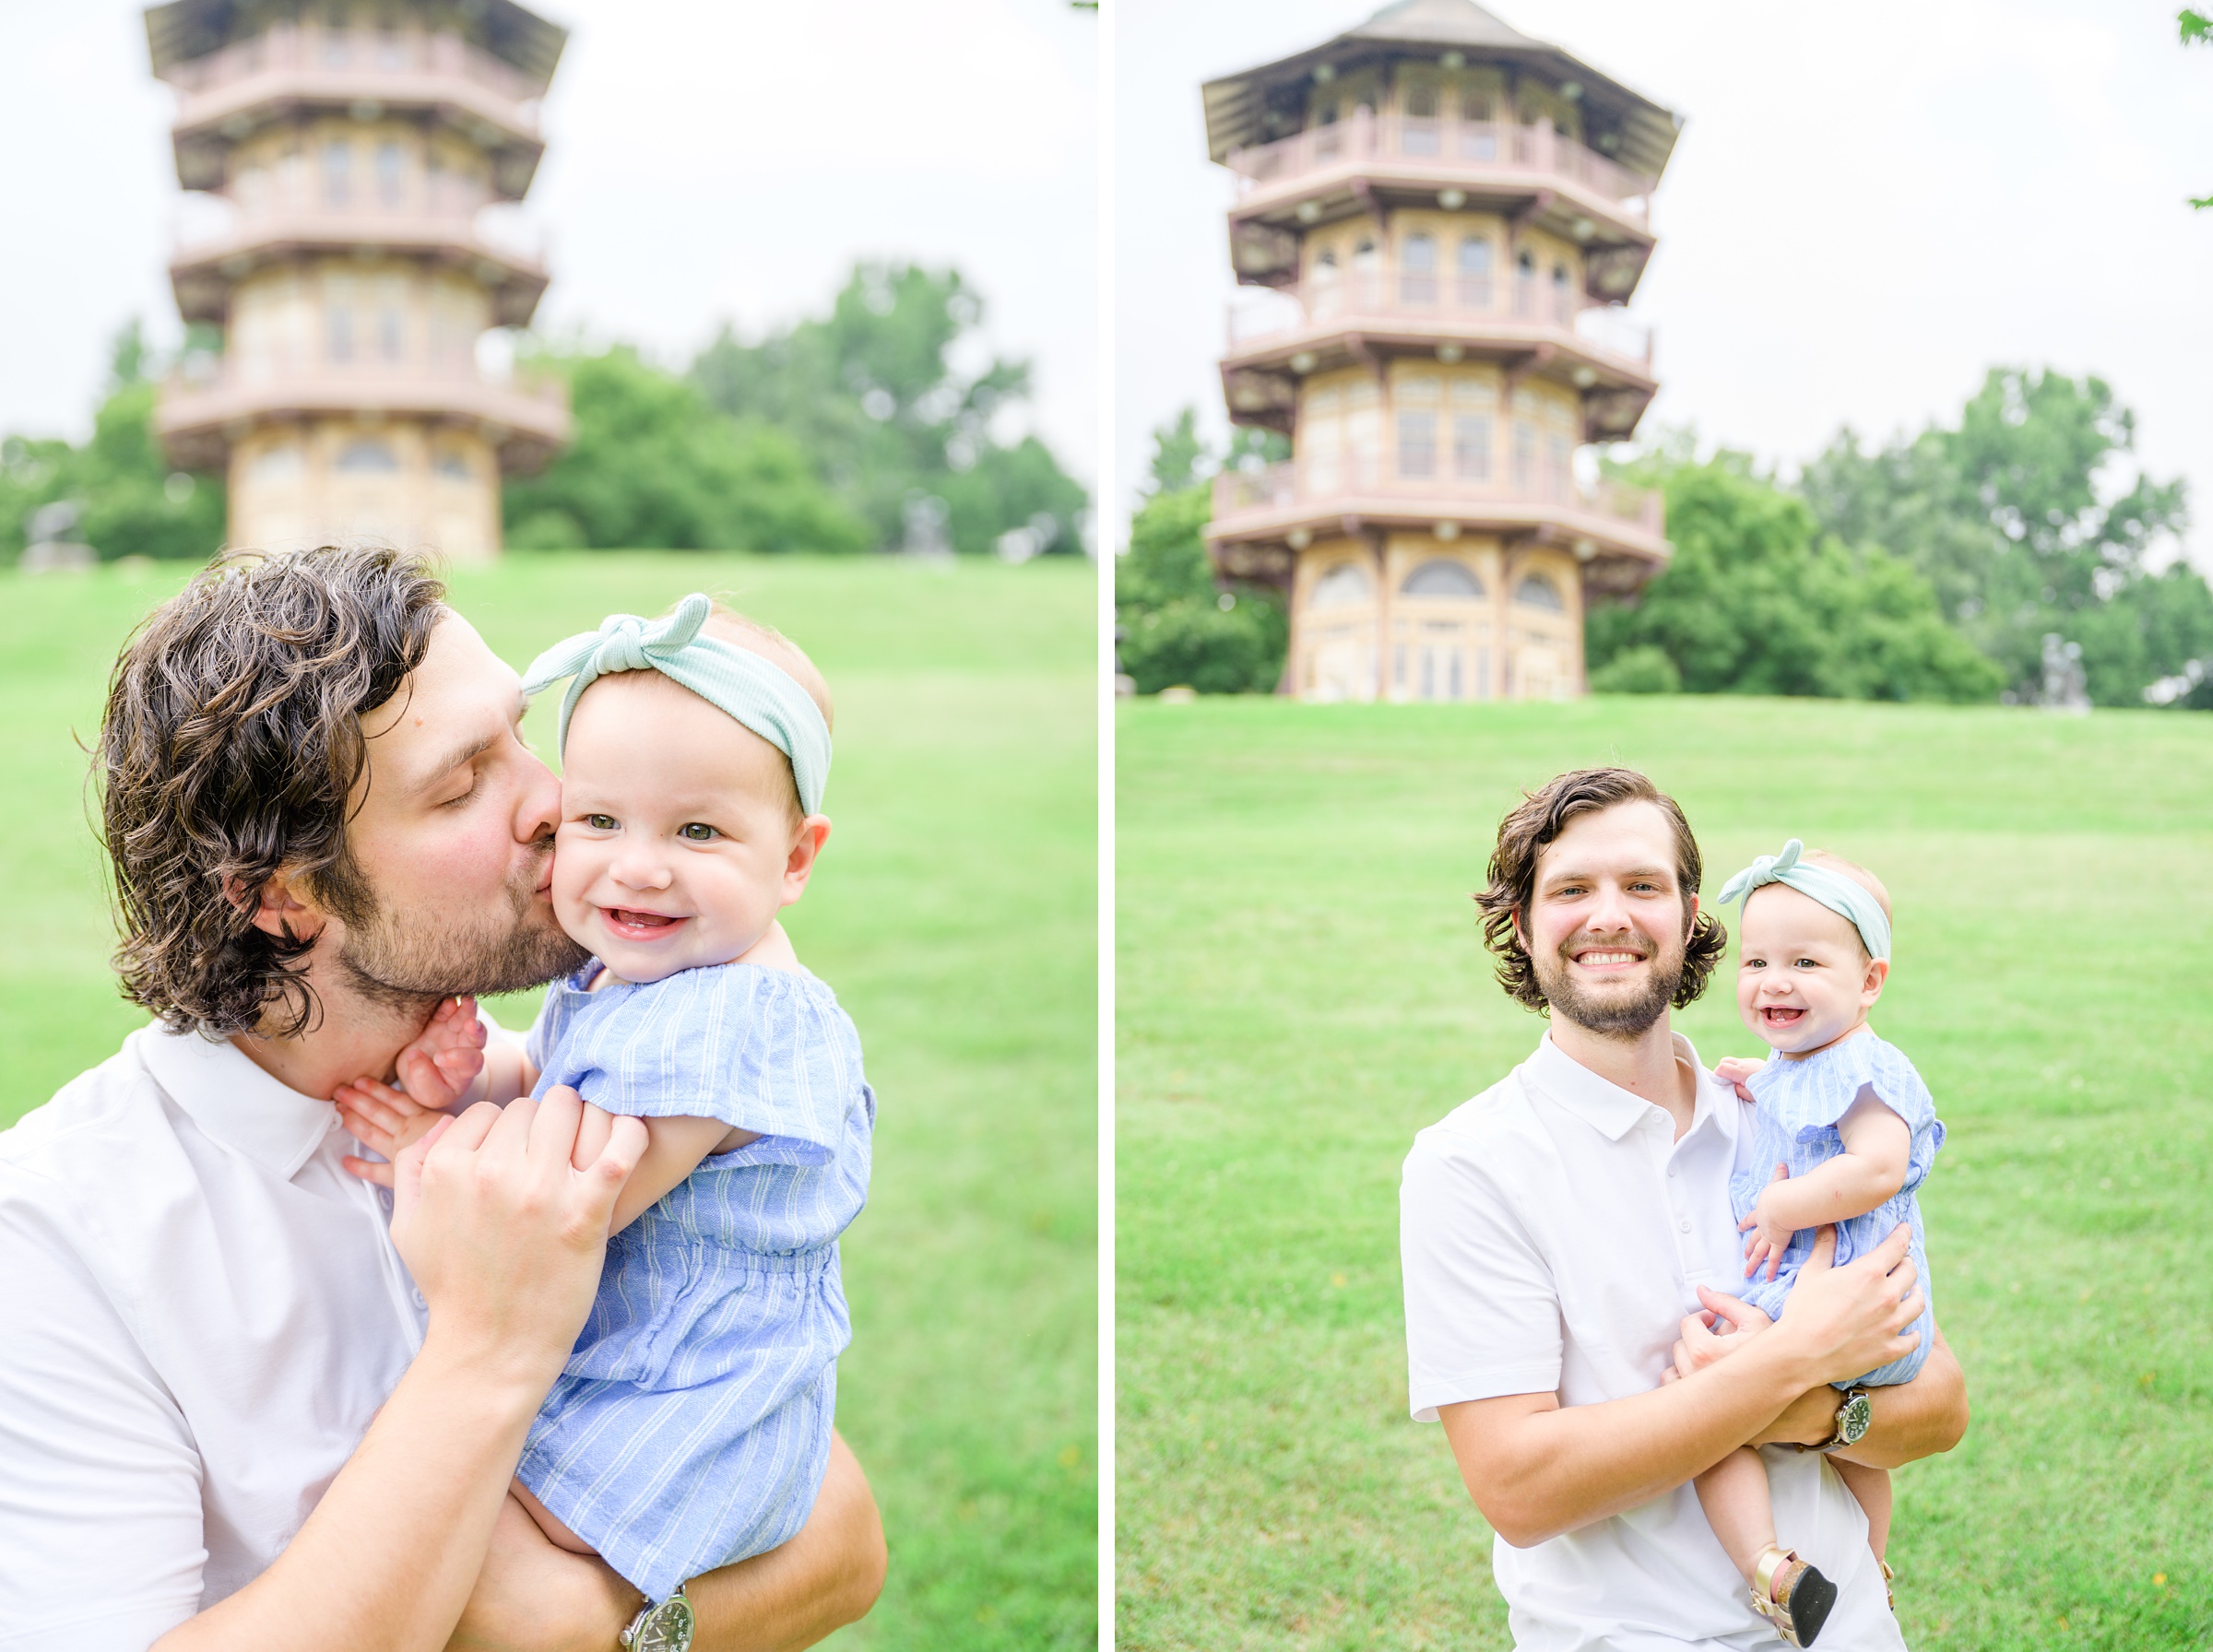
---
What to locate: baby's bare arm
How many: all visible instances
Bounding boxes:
[608,1116,762,1233]
[1763,1093,1912,1230]
[477,1044,537,1107]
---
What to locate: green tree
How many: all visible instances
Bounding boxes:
[690,263,1087,557]
[0,320,226,563]
[1800,368,2213,706]
[1115,410,1288,694]
[503,345,868,554]
[1587,453,2003,702]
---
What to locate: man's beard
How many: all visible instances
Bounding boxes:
[326,848,589,1015]
[1533,923,1686,1039]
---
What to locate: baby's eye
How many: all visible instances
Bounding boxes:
[1795,957,1820,969]
[583,813,618,832]
[679,822,720,843]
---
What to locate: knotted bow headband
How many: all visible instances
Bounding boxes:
[520,593,832,816]
[1715,839,1890,962]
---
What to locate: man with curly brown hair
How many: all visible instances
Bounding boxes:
[0,545,884,1652]
[1399,767,1968,1650]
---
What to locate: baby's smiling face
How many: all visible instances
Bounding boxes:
[550,668,820,985]
[1734,881,1888,1058]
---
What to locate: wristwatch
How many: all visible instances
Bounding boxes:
[1797,1386,1874,1454]
[620,1585,693,1652]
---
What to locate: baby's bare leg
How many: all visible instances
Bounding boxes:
[1695,1445,1780,1587]
[511,1479,600,1558]
[1832,1458,1893,1563]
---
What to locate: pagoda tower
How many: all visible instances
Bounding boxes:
[1202,0,1680,701]
[146,0,571,560]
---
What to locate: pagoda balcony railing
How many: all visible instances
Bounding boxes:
[1226,107,1655,218]
[1212,459,1663,537]
[163,24,543,120]
[173,205,546,269]
[1227,268,1652,366]
[158,361,570,445]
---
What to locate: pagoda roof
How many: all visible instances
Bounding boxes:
[1201,0,1681,181]
[146,0,567,93]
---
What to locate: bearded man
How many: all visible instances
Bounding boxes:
[0,545,884,1650]
[1400,767,1968,1649]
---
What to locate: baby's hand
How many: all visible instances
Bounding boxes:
[333,997,486,1188]
[393,994,488,1111]
[1738,1162,1797,1281]
[1713,1056,1767,1103]
[334,1074,446,1188]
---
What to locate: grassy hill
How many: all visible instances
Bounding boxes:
[1118,693,2213,1651]
[0,550,1096,1650]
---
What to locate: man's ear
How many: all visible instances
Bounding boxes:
[231,869,325,942]
[778,816,833,908]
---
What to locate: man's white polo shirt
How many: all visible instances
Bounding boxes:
[0,1021,427,1649]
[1401,1031,1906,1652]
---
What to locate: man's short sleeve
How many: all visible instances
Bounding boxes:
[1400,1124,1565,1422]
[0,1177,206,1648]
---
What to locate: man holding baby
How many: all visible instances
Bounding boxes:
[0,545,883,1650]
[1401,767,1968,1648]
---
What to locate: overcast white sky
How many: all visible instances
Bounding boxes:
[1117,0,2213,567]
[0,0,1096,488]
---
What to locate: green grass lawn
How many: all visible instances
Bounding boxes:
[1117,694,2213,1651]
[0,550,1095,1650]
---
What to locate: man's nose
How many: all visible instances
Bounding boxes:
[1585,882,1635,931]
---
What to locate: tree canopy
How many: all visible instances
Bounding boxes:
[690,263,1087,558]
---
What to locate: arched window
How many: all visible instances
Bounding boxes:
[433,449,474,481]
[1402,560,1485,598]
[247,442,305,485]
[336,439,400,473]
[1551,262,1573,324]
[1514,572,1565,611]
[1457,237,1493,308]
[376,141,405,208]
[1402,82,1439,155]
[322,139,352,208]
[1310,562,1373,610]
[1400,233,1436,305]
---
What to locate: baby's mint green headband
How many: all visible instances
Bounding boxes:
[1716,838,1890,962]
[520,593,831,816]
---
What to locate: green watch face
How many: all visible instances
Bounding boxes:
[623,1593,694,1652]
[1838,1389,1874,1445]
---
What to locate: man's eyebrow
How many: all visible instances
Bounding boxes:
[1538,863,1673,887]
[409,728,501,796]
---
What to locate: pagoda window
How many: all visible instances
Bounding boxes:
[1515,572,1566,612]
[247,442,305,485]
[1352,237,1379,305]
[326,286,356,363]
[1457,237,1493,308]
[1551,262,1573,324]
[1399,233,1437,305]
[1512,419,1535,492]
[1402,82,1439,156]
[1402,560,1484,598]
[336,438,400,473]
[323,139,353,208]
[433,449,474,481]
[376,27,407,71]
[1544,431,1573,502]
[376,141,406,208]
[1459,88,1498,159]
[1310,248,1340,317]
[320,27,351,68]
[1309,562,1372,610]
[1398,411,1437,478]
[1452,411,1495,481]
[1514,248,1536,317]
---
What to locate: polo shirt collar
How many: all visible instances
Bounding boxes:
[133,1022,338,1181]
[1525,1027,1727,1144]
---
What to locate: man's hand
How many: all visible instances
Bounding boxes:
[1713,1055,1766,1102]
[1738,1162,1796,1281]
[1770,1223,1923,1387]
[392,1085,647,1388]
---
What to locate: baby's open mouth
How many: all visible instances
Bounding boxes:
[1759,1005,1806,1026]
[603,906,686,937]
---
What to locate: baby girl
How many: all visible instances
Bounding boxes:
[1698,841,1943,1648]
[334,594,874,1625]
